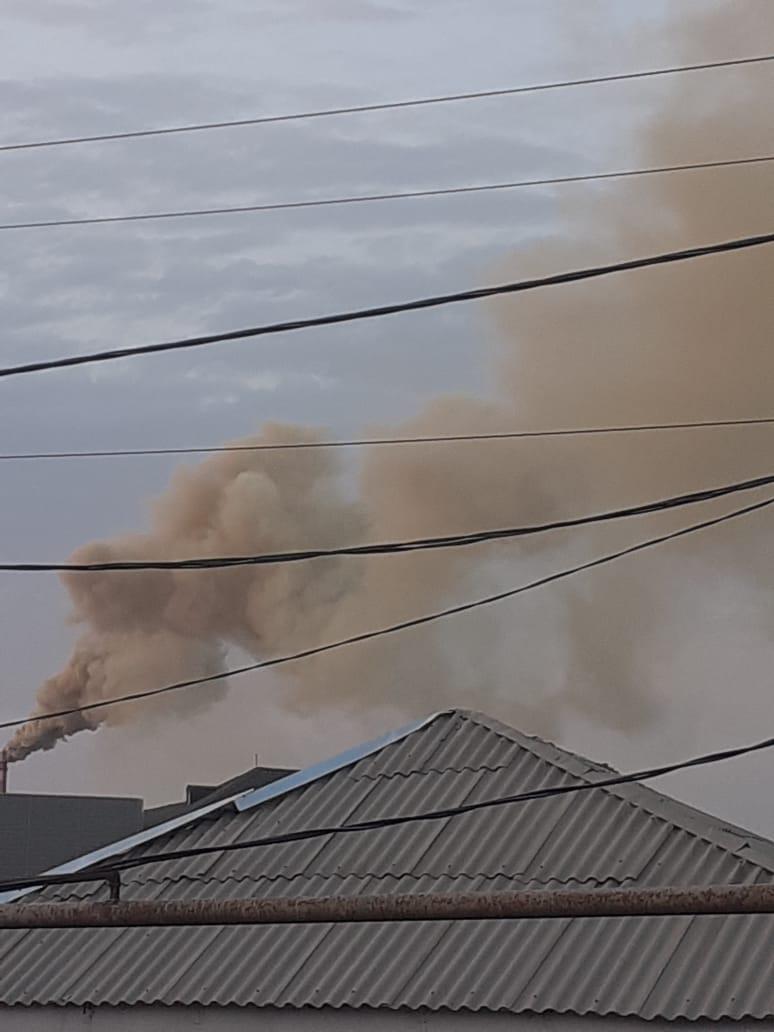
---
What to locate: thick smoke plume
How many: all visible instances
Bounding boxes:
[7,3,774,763]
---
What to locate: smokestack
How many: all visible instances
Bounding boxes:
[0,749,8,795]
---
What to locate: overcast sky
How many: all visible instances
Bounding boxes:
[1,0,773,837]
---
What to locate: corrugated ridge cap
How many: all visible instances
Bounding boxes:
[455,710,774,877]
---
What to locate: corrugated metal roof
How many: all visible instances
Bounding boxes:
[0,713,436,905]
[0,709,772,1019]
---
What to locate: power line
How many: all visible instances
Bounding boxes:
[4,153,774,231]
[4,415,774,462]
[3,229,774,380]
[0,493,769,738]
[4,721,774,893]
[107,730,774,874]
[4,471,774,573]
[2,53,772,154]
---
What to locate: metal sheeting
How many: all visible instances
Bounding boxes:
[0,709,772,1019]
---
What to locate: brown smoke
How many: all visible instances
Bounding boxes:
[5,425,366,761]
[7,3,774,763]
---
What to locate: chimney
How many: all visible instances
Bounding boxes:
[0,749,7,795]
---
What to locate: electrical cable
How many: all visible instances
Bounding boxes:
[2,470,773,573]
[97,729,774,875]
[4,153,774,231]
[2,53,772,153]
[3,229,774,379]
[3,714,774,893]
[0,493,769,738]
[4,415,774,462]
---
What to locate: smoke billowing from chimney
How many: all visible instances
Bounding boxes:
[6,4,774,763]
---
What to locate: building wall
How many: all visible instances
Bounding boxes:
[0,795,143,881]
[1,1008,771,1031]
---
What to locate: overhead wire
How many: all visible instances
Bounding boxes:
[2,53,773,153]
[4,153,774,232]
[3,229,774,379]
[4,415,774,462]
[0,492,770,736]
[2,470,773,573]
[1,53,772,891]
[1,52,772,898]
[77,729,774,876]
[3,717,774,894]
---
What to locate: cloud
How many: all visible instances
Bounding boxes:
[185,364,336,394]
[0,61,564,451]
[241,0,416,23]
[2,0,211,42]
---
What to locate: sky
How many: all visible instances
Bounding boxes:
[1,0,773,837]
